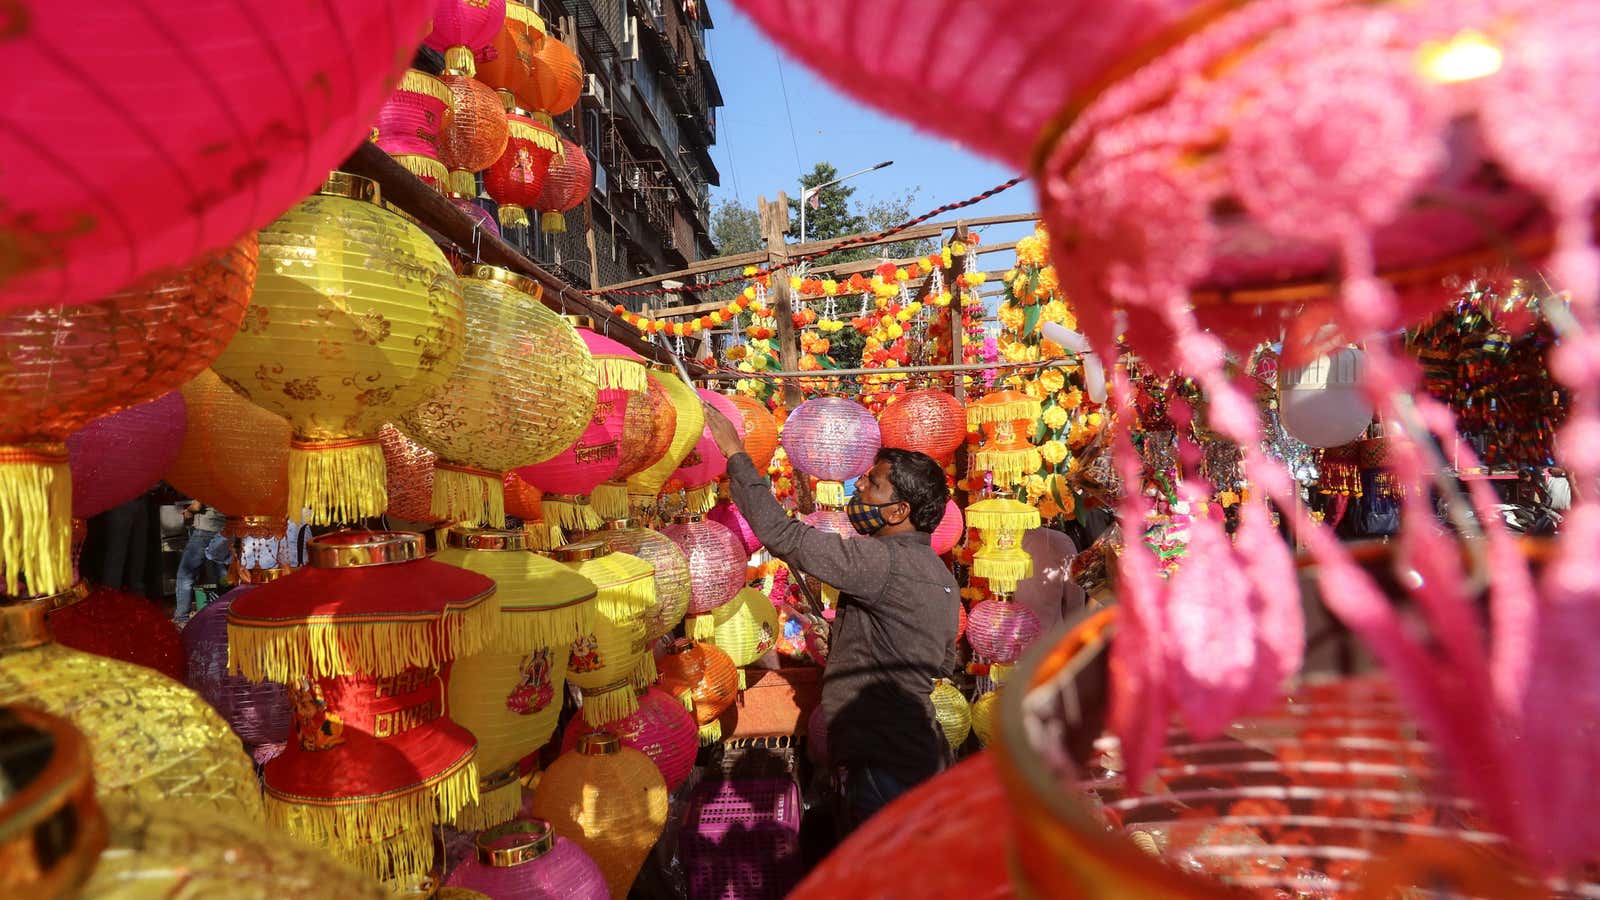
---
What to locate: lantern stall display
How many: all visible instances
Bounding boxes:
[532,136,593,234]
[485,95,562,237]
[379,424,439,526]
[656,638,739,745]
[212,174,467,528]
[930,498,964,556]
[781,397,881,508]
[167,369,292,543]
[439,72,510,198]
[662,514,748,620]
[436,526,597,829]
[400,265,596,528]
[553,541,656,725]
[730,394,781,471]
[529,733,668,900]
[561,685,699,792]
[591,519,692,655]
[228,531,498,880]
[474,1,541,104]
[566,316,649,521]
[67,392,185,521]
[47,585,185,683]
[0,241,254,598]
[627,369,704,515]
[686,587,779,686]
[878,389,966,462]
[183,585,292,764]
[708,500,761,556]
[671,389,745,514]
[967,390,1042,490]
[424,0,507,77]
[965,595,1043,665]
[965,494,1041,594]
[443,818,609,900]
[371,70,455,191]
[595,372,678,522]
[0,2,432,314]
[930,678,971,751]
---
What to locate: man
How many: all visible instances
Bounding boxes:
[703,404,960,834]
[174,499,231,628]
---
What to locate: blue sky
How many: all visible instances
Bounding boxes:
[704,3,1037,259]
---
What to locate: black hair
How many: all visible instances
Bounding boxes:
[876,447,949,534]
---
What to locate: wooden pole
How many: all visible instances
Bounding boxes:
[760,193,815,514]
[947,222,971,510]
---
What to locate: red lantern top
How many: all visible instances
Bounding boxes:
[484,104,562,225]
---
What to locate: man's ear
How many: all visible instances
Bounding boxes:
[885,499,911,524]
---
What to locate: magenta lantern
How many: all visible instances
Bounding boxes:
[183,585,292,763]
[930,499,964,556]
[67,391,185,519]
[373,70,454,189]
[561,686,698,791]
[673,390,744,513]
[444,817,608,900]
[781,398,880,508]
[515,397,627,534]
[424,0,509,77]
[966,598,1041,664]
[707,500,760,556]
[662,515,747,616]
[452,195,503,239]
[0,1,433,314]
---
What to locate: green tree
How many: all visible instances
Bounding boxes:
[705,199,763,307]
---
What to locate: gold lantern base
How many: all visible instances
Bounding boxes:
[432,462,506,529]
[288,437,388,526]
[0,443,71,597]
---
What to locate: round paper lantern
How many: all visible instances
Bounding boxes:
[730,395,780,471]
[452,193,504,240]
[672,390,745,514]
[562,686,698,791]
[485,100,561,231]
[628,370,704,510]
[655,638,739,745]
[373,70,454,190]
[380,424,438,524]
[47,585,184,682]
[597,373,678,521]
[475,1,540,102]
[444,818,608,900]
[425,0,508,76]
[68,391,185,519]
[533,137,592,233]
[930,678,971,751]
[167,369,292,539]
[502,471,562,550]
[662,514,748,617]
[688,587,779,678]
[707,500,761,556]
[879,390,966,461]
[183,585,292,762]
[212,174,467,528]
[1279,347,1374,449]
[968,390,1043,489]
[440,74,511,196]
[525,30,583,118]
[594,520,692,646]
[529,733,668,899]
[571,316,649,398]
[0,240,254,597]
[515,396,625,534]
[0,2,432,314]
[966,597,1042,664]
[970,690,1000,748]
[930,499,964,556]
[781,398,881,508]
[400,264,597,528]
[554,541,656,726]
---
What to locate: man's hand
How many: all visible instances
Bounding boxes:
[702,402,745,459]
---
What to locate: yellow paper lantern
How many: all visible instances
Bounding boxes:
[592,519,691,647]
[400,266,597,527]
[970,689,1000,748]
[554,541,655,726]
[528,733,668,900]
[931,678,971,751]
[166,369,292,539]
[967,496,1041,593]
[687,587,778,686]
[212,172,466,526]
[437,526,597,830]
[626,368,703,512]
[967,390,1044,489]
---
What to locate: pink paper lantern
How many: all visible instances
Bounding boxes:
[373,70,452,159]
[184,585,292,762]
[425,0,509,76]
[444,817,608,900]
[0,1,433,314]
[452,196,503,239]
[662,516,747,616]
[930,499,964,556]
[966,598,1041,664]
[707,500,761,555]
[67,391,185,519]
[675,390,745,494]
[515,395,628,532]
[781,398,880,507]
[561,686,698,791]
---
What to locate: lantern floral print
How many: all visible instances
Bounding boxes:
[288,681,345,752]
[506,648,556,715]
[569,632,602,674]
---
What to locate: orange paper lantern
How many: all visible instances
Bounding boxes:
[594,373,678,521]
[730,395,780,471]
[439,74,510,196]
[656,638,739,745]
[167,369,292,538]
[526,30,582,117]
[879,389,966,462]
[474,1,539,101]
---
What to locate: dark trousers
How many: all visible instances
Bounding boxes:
[835,766,911,839]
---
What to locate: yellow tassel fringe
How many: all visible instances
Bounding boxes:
[683,484,718,515]
[813,480,846,509]
[432,464,506,528]
[507,117,562,152]
[581,571,656,621]
[632,653,658,690]
[673,688,695,712]
[497,600,596,655]
[973,546,1033,593]
[0,446,71,596]
[450,777,522,832]
[595,358,648,395]
[541,211,568,233]
[591,482,630,522]
[737,668,747,691]
[390,154,450,191]
[967,397,1042,427]
[228,594,497,683]
[288,439,388,526]
[698,720,722,747]
[579,682,640,726]
[689,614,717,642]
[522,521,563,550]
[448,170,476,197]
[443,45,477,78]
[263,755,477,881]
[542,495,603,533]
[965,498,1041,533]
[972,447,1042,488]
[499,204,530,230]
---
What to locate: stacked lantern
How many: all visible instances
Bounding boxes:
[656,638,740,745]
[424,0,508,76]
[553,541,657,726]
[212,173,466,528]
[673,389,745,514]
[592,519,692,656]
[168,369,293,546]
[184,585,293,764]
[628,369,704,514]
[67,392,186,521]
[379,423,438,525]
[781,397,881,508]
[730,395,781,471]
[0,240,255,597]
[372,70,456,191]
[965,494,1040,594]
[529,733,668,899]
[931,678,972,751]
[561,685,699,791]
[47,585,185,683]
[708,500,762,556]
[227,531,496,880]
[522,25,587,234]
[444,818,609,899]
[878,389,966,462]
[485,93,562,235]
[438,66,510,198]
[968,390,1042,490]
[400,265,597,529]
[687,586,779,688]
[662,514,748,623]
[437,526,597,829]
[595,371,679,521]
[565,318,653,521]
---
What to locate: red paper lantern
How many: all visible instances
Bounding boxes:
[533,137,593,234]
[879,390,966,462]
[424,0,508,76]
[48,585,185,682]
[373,69,455,191]
[485,102,561,231]
[662,515,747,617]
[68,391,185,519]
[0,2,432,314]
[562,686,699,791]
[439,74,511,195]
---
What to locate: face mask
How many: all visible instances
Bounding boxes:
[845,496,898,536]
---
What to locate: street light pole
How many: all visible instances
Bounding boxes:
[797,159,894,249]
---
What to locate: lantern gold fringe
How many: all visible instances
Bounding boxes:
[682,484,717,515]
[813,480,846,509]
[697,720,722,746]
[670,687,695,712]
[542,495,603,533]
[964,499,1041,533]
[390,154,450,191]
[586,571,655,621]
[263,755,477,880]
[0,445,71,596]
[448,170,476,197]
[688,614,717,642]
[541,211,568,234]
[966,397,1041,426]
[522,521,563,550]
[228,595,496,683]
[398,69,454,106]
[287,438,388,527]
[443,45,477,78]
[507,117,561,153]
[451,777,522,832]
[578,682,639,726]
[971,447,1042,488]
[499,205,531,229]
[737,669,747,691]
[972,547,1033,594]
[594,358,648,395]
[432,463,506,528]
[497,596,595,655]
[591,482,630,522]
[632,653,657,690]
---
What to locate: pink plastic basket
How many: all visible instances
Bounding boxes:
[683,777,802,900]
